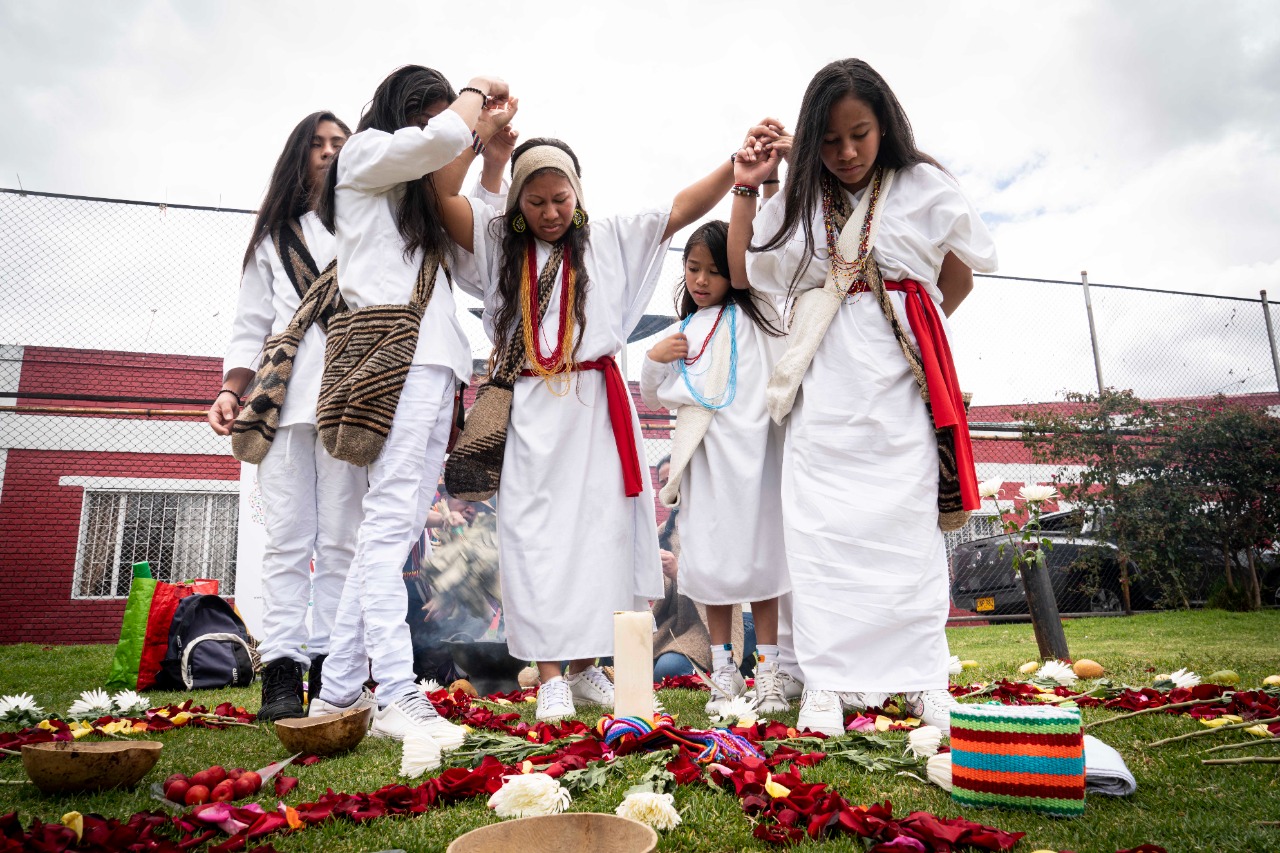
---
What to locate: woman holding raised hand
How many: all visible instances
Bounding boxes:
[729,59,996,735]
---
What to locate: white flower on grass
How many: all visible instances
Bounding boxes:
[0,693,45,726]
[616,791,681,831]
[710,696,758,727]
[1018,484,1059,504]
[947,655,963,676]
[65,689,113,721]
[1036,660,1078,687]
[487,773,571,819]
[417,678,444,694]
[926,752,952,791]
[906,725,943,758]
[111,690,149,716]
[977,478,1003,499]
[400,729,442,779]
[1167,668,1201,689]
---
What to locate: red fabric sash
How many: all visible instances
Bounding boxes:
[882,279,980,512]
[519,355,644,497]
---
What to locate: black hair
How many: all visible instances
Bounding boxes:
[488,138,591,367]
[677,221,781,336]
[243,111,350,270]
[754,58,941,293]
[317,65,456,262]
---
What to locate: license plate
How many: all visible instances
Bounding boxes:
[975,597,995,612]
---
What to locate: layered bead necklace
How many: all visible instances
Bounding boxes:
[677,302,738,410]
[520,241,576,388]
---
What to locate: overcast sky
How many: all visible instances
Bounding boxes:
[3,1,1279,401]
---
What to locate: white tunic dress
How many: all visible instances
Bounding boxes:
[466,201,670,661]
[746,164,997,693]
[639,303,789,605]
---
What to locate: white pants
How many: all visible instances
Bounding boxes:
[320,365,454,708]
[256,423,366,666]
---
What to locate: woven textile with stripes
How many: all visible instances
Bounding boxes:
[949,702,1085,817]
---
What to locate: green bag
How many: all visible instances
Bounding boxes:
[105,563,157,692]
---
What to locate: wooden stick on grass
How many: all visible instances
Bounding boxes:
[1148,715,1280,748]
[1083,696,1230,730]
[1202,756,1280,766]
[1203,738,1280,754]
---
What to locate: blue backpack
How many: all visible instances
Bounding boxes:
[153,594,255,691]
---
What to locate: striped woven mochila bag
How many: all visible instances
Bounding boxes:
[316,250,447,466]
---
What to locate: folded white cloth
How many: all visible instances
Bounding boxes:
[1084,734,1137,796]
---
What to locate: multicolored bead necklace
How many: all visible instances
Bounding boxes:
[520,241,576,388]
[677,302,738,410]
[822,167,884,300]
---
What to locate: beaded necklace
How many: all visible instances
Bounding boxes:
[520,241,576,387]
[682,303,726,366]
[821,168,884,301]
[677,302,738,410]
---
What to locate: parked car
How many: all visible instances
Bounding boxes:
[949,510,1156,615]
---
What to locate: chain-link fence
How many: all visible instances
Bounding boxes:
[2,188,1277,641]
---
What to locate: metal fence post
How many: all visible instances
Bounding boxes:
[1262,290,1280,393]
[1081,270,1105,394]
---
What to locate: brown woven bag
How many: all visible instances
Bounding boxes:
[316,251,445,466]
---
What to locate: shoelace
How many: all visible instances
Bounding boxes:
[580,668,613,692]
[710,664,741,696]
[541,679,572,707]
[755,667,786,704]
[398,693,441,723]
[803,691,838,712]
[262,663,300,701]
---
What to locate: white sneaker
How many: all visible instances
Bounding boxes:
[776,668,804,700]
[567,665,614,708]
[370,693,467,749]
[904,689,960,734]
[797,689,844,737]
[837,691,891,711]
[703,661,747,714]
[536,677,576,721]
[752,661,792,715]
[309,687,378,719]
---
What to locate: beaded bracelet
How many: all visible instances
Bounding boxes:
[470,130,486,156]
[730,183,760,198]
[458,86,489,105]
[216,389,241,403]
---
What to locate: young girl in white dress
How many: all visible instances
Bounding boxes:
[729,59,997,735]
[209,111,365,721]
[640,219,793,714]
[439,128,777,720]
[305,65,511,746]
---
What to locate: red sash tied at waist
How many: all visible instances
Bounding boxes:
[878,279,980,512]
[518,355,644,497]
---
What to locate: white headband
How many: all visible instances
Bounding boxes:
[507,145,585,213]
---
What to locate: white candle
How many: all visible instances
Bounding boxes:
[613,611,654,719]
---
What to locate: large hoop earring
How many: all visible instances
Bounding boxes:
[572,208,588,229]
[512,213,527,234]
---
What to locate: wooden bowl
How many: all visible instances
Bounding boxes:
[447,813,658,853]
[274,707,372,756]
[21,740,162,794]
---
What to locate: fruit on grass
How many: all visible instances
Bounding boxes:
[1073,659,1104,678]
[189,769,213,788]
[449,679,479,697]
[164,778,190,803]
[184,784,210,806]
[232,777,256,799]
[1019,661,1039,674]
[210,780,236,803]
[164,772,186,788]
[228,768,243,781]
[959,660,979,670]
[1264,674,1280,687]
[1208,670,1240,685]
[206,765,228,786]
[239,770,262,792]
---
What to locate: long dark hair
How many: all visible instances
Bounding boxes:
[317,65,456,261]
[488,138,591,365]
[754,59,940,290]
[243,111,350,270]
[676,221,781,336]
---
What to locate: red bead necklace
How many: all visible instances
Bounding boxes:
[683,304,727,365]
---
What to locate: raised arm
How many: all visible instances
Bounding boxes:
[664,118,784,242]
[437,99,518,253]
[727,140,782,289]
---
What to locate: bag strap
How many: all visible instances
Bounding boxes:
[271,219,321,302]
[409,249,450,309]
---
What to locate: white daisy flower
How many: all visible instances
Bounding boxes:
[65,689,114,721]
[400,728,442,779]
[0,693,45,726]
[487,773,571,818]
[1035,660,1078,687]
[906,725,943,758]
[1167,668,1201,689]
[111,690,149,716]
[977,478,1003,499]
[710,696,758,727]
[926,752,953,791]
[417,678,444,694]
[1018,484,1059,503]
[615,791,681,830]
[947,655,964,676]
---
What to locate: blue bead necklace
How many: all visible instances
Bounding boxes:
[678,302,737,410]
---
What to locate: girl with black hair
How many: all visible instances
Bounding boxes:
[640,220,794,714]
[438,126,775,721]
[209,111,361,722]
[729,59,997,736]
[307,65,513,746]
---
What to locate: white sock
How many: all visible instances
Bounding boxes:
[711,644,733,669]
[755,644,780,664]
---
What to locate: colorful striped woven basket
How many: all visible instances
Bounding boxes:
[949,702,1085,817]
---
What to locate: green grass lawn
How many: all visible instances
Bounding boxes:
[1,610,1278,852]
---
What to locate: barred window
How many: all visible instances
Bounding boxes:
[73,491,238,598]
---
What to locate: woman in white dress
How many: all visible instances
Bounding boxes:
[439,131,772,720]
[208,111,366,721]
[639,219,792,714]
[305,65,511,747]
[729,59,997,735]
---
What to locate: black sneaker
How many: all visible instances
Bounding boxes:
[258,658,304,721]
[307,654,327,710]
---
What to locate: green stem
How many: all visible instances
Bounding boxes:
[1148,715,1280,748]
[1202,738,1280,754]
[1083,696,1230,730]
